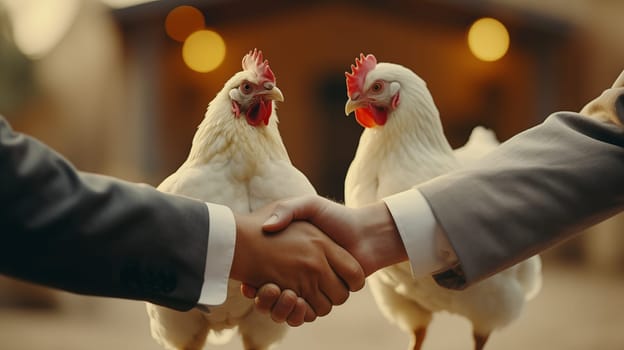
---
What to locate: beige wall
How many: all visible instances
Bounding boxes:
[8,0,139,179]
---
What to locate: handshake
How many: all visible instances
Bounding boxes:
[230,194,409,327]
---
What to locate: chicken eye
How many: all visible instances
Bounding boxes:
[240,82,253,94]
[372,81,384,93]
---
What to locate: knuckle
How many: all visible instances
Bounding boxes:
[301,259,323,276]
[258,284,281,300]
[304,311,317,323]
[287,319,303,327]
[316,303,332,317]
[271,312,287,323]
[334,290,349,306]
[279,290,298,308]
[255,301,271,314]
[347,265,366,291]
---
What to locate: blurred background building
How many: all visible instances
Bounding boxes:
[0,0,623,349]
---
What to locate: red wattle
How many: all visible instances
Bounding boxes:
[245,100,273,127]
[355,108,377,128]
[355,106,388,128]
[262,100,272,125]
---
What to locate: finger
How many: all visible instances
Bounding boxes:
[262,195,322,232]
[240,283,258,299]
[304,303,317,323]
[325,243,366,292]
[270,290,298,323]
[318,265,350,306]
[254,284,281,314]
[286,298,309,327]
[302,283,332,317]
[306,295,332,317]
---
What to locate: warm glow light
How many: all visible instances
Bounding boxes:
[467,17,510,62]
[165,5,205,42]
[182,30,226,73]
[100,0,159,9]
[2,0,80,58]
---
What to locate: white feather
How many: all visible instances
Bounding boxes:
[454,126,500,165]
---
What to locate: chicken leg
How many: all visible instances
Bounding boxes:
[473,332,490,350]
[409,327,428,350]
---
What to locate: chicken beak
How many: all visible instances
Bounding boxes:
[345,98,366,116]
[260,85,284,102]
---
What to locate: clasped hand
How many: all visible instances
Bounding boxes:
[231,195,407,327]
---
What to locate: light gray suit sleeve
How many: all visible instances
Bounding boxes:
[0,116,211,311]
[419,78,624,289]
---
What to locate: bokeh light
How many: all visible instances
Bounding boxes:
[3,0,80,58]
[182,29,226,73]
[165,5,205,42]
[101,0,159,8]
[467,17,510,62]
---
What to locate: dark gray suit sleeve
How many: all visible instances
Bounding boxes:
[419,90,624,289]
[0,116,210,311]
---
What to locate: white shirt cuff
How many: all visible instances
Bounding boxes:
[197,203,236,306]
[383,189,457,278]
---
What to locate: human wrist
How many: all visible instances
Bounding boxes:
[355,202,408,275]
[229,212,252,283]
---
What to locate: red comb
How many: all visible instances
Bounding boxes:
[345,53,377,97]
[242,48,275,83]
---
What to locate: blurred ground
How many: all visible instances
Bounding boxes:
[1,261,624,350]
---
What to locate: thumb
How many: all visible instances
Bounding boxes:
[262,195,322,232]
[262,213,291,232]
[240,283,258,299]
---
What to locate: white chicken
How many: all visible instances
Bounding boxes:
[343,54,542,350]
[146,49,316,350]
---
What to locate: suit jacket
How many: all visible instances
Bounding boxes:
[420,72,624,289]
[0,116,209,311]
